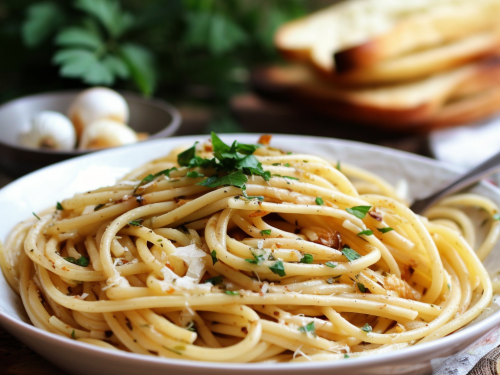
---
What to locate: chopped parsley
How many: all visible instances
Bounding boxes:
[211,250,218,265]
[272,174,298,180]
[71,330,76,339]
[377,227,394,233]
[32,212,41,220]
[284,163,290,167]
[346,205,372,219]
[447,283,451,290]
[181,133,270,191]
[344,354,349,359]
[94,204,105,211]
[336,161,341,171]
[205,275,224,285]
[268,260,286,277]
[325,261,337,268]
[342,247,362,262]
[357,229,373,236]
[260,229,271,236]
[300,254,314,264]
[128,219,143,226]
[298,321,316,336]
[493,213,500,220]
[357,282,366,293]
[186,171,204,178]
[315,197,324,205]
[64,256,90,267]
[154,167,178,178]
[56,202,64,210]
[361,323,372,333]
[245,252,265,264]
[133,173,155,195]
[225,290,239,296]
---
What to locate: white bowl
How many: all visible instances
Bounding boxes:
[1,134,499,375]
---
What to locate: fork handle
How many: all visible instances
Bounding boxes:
[410,149,500,214]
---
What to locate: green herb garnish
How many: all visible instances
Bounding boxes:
[315,197,324,205]
[32,212,41,220]
[336,161,341,171]
[260,229,271,236]
[342,247,362,262]
[268,260,286,277]
[94,204,105,211]
[346,206,372,219]
[298,321,316,336]
[71,330,76,339]
[493,213,500,220]
[186,171,204,178]
[361,323,372,333]
[225,290,239,296]
[357,229,373,236]
[211,250,218,265]
[357,282,366,293]
[64,256,90,267]
[56,202,64,210]
[153,167,178,178]
[377,227,394,233]
[128,219,143,226]
[205,275,224,285]
[245,252,265,264]
[325,261,337,268]
[300,254,313,264]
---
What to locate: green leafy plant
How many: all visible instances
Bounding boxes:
[53,0,155,94]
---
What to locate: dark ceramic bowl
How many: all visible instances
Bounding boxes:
[0,91,182,177]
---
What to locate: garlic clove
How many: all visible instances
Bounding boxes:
[79,119,138,150]
[19,111,76,151]
[68,87,129,138]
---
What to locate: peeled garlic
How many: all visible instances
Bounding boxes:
[19,111,76,151]
[68,87,129,138]
[79,119,138,149]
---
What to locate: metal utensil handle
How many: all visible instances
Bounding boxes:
[411,149,500,214]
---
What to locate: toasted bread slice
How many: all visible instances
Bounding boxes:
[276,0,500,75]
[251,56,500,127]
[422,87,500,130]
[334,2,500,71]
[329,29,500,86]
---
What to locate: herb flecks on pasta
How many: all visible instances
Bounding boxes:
[1,134,498,363]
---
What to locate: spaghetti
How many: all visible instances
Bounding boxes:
[1,133,498,363]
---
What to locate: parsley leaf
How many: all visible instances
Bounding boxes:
[94,204,105,211]
[154,167,177,178]
[357,229,373,236]
[269,260,286,277]
[32,212,41,220]
[186,171,204,178]
[178,142,198,166]
[346,206,372,219]
[225,290,239,296]
[133,174,155,195]
[56,202,64,210]
[71,329,76,339]
[342,247,362,262]
[325,261,337,268]
[315,197,324,205]
[260,229,271,236]
[494,213,500,220]
[211,250,218,265]
[344,354,349,359]
[357,282,366,293]
[198,171,248,189]
[361,323,372,333]
[377,227,394,233]
[336,161,341,171]
[245,252,265,264]
[205,275,224,285]
[298,321,316,336]
[300,254,313,264]
[129,219,143,226]
[64,256,89,267]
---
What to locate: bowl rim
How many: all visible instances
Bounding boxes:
[0,133,498,371]
[0,89,182,155]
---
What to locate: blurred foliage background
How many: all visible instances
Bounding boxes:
[0,0,329,133]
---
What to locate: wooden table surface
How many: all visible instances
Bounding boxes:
[0,101,435,374]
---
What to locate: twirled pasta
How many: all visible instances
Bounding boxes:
[1,135,499,363]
